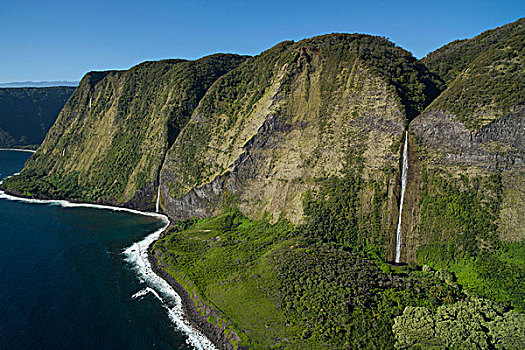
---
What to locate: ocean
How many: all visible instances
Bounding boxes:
[0,150,211,350]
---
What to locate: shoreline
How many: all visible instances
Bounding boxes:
[0,148,36,153]
[0,186,164,219]
[0,172,221,349]
[122,219,219,350]
[148,245,241,350]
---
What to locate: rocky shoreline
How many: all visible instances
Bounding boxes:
[0,148,37,153]
[0,186,148,211]
[147,243,242,350]
[0,183,239,349]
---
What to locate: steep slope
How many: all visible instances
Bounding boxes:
[2,26,524,349]
[422,17,524,130]
[400,19,525,308]
[422,17,524,86]
[2,55,246,209]
[0,87,75,148]
[160,35,440,257]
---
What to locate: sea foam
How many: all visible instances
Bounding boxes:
[0,148,36,153]
[122,220,217,350]
[0,174,217,350]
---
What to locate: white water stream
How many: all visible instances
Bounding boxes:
[395,131,409,264]
[156,185,161,213]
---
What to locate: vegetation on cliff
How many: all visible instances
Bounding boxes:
[161,33,440,225]
[403,18,525,348]
[2,54,246,207]
[422,18,524,86]
[415,170,525,312]
[3,19,525,349]
[422,18,524,130]
[301,171,387,255]
[0,87,74,148]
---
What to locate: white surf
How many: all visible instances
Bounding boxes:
[0,170,216,350]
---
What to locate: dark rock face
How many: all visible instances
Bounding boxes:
[161,177,224,221]
[125,181,157,211]
[410,107,525,171]
[161,113,288,220]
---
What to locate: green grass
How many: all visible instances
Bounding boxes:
[153,210,296,347]
[153,209,467,349]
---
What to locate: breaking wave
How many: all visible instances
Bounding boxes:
[0,174,216,350]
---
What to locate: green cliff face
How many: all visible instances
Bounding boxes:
[160,35,439,250]
[0,87,75,148]
[3,55,246,208]
[422,18,524,130]
[403,18,525,312]
[407,18,524,251]
[422,18,524,85]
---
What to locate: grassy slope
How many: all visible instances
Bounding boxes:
[154,213,294,348]
[422,18,524,130]
[153,210,463,349]
[0,87,75,148]
[422,18,524,85]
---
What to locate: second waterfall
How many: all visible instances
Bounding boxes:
[395,131,409,264]
[156,185,161,213]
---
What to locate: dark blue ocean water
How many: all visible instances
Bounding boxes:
[0,150,194,349]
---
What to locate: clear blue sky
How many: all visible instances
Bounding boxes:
[0,0,522,83]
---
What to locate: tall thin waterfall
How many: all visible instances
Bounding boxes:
[155,185,161,213]
[395,131,409,264]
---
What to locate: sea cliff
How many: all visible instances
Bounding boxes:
[2,18,525,349]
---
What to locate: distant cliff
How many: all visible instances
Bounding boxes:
[2,55,246,208]
[0,87,75,148]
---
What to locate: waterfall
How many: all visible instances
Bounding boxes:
[156,185,161,213]
[89,97,92,110]
[395,131,409,264]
